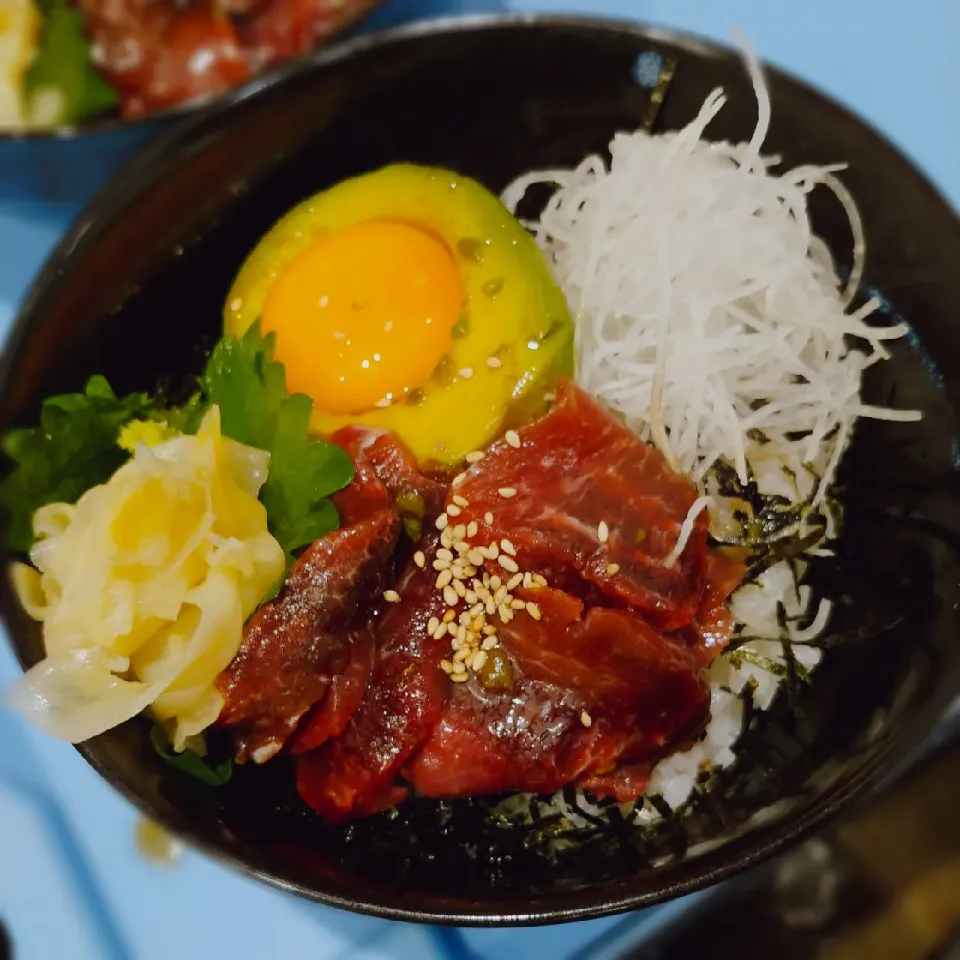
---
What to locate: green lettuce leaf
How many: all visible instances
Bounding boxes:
[0,376,151,552]
[149,725,233,787]
[200,322,354,558]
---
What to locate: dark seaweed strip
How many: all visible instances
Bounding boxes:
[641,55,677,133]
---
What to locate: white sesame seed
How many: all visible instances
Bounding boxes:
[489,575,502,590]
[511,598,526,610]
[466,450,485,463]
[526,601,542,621]
[453,647,470,662]
[533,573,548,587]
[484,511,494,525]
[606,563,620,576]
[471,651,488,672]
[500,538,517,556]
[451,472,466,488]
[453,658,467,672]
[482,625,498,637]
[467,551,483,569]
[427,616,440,635]
[469,603,484,618]
[443,584,459,606]
[471,615,486,634]
[499,605,514,623]
[383,590,401,603]
[448,622,460,638]
[447,503,462,517]
[453,524,467,539]
[485,598,497,616]
[482,635,499,649]
[414,551,426,568]
[494,585,508,604]
[486,356,502,369]
[459,610,472,626]
[437,548,453,562]
[453,578,467,598]
[597,520,610,543]
[498,487,517,499]
[463,564,478,578]
[467,520,479,538]
[434,624,449,640]
[452,494,469,508]
[507,573,523,591]
[459,367,474,379]
[451,563,466,580]
[441,528,454,549]
[435,513,449,530]
[457,624,467,645]
[498,554,519,574]
[440,659,454,674]
[505,430,521,449]
[580,710,592,728]
[451,671,469,683]
[455,540,471,556]
[436,569,453,589]
[465,591,478,605]
[433,558,451,571]
[523,572,533,589]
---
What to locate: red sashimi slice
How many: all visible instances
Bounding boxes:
[331,426,448,522]
[330,430,394,525]
[286,629,376,754]
[404,584,710,801]
[449,380,709,630]
[690,550,748,661]
[216,507,398,763]
[80,3,251,117]
[577,760,654,803]
[501,586,710,736]
[404,676,592,797]
[238,0,379,72]
[295,546,450,823]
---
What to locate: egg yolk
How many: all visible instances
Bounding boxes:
[261,219,464,415]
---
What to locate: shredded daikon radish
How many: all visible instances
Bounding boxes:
[502,45,921,504]
[664,495,713,568]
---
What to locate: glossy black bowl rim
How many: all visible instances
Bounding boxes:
[0,0,384,144]
[4,12,960,926]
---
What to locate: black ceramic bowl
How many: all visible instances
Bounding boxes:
[1,14,959,926]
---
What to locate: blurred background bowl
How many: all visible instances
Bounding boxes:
[0,0,502,206]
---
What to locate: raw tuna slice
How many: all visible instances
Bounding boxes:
[449,380,710,631]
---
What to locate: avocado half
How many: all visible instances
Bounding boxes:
[224,164,573,467]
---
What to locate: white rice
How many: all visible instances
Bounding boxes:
[497,41,921,827]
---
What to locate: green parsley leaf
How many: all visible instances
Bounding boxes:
[199,322,354,557]
[0,376,151,552]
[149,725,233,787]
[25,0,120,127]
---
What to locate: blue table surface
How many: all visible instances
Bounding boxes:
[1,1,957,958]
